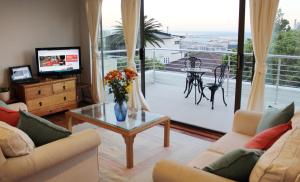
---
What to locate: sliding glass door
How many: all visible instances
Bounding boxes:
[143,0,240,132]
[241,0,300,110]
[98,0,256,133]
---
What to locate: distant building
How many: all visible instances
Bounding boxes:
[294,19,300,30]
[164,52,223,74]
[145,32,184,64]
[181,41,228,52]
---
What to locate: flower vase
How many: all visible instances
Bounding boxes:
[114,101,128,122]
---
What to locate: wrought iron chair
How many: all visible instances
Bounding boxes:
[202,63,229,109]
[183,57,202,94]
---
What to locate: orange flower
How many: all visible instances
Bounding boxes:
[104,68,138,102]
[104,70,122,82]
[124,68,137,81]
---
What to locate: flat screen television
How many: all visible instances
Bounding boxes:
[36,47,81,77]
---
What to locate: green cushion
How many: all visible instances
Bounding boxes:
[256,102,294,133]
[203,148,263,182]
[17,111,71,146]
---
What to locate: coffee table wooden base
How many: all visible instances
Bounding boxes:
[122,134,135,168]
[65,111,171,168]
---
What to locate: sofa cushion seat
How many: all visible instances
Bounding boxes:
[208,132,252,154]
[250,127,300,182]
[188,150,223,169]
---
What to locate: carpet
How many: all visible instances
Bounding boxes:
[72,122,212,182]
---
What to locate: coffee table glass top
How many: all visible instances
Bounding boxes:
[70,103,165,131]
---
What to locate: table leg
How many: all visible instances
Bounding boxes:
[65,112,73,132]
[164,120,170,147]
[194,82,197,104]
[197,75,209,104]
[185,77,194,98]
[122,134,136,168]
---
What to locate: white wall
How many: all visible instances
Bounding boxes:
[0,0,84,86]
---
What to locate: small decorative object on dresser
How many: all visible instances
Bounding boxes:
[0,87,10,103]
[104,68,137,121]
[13,77,77,116]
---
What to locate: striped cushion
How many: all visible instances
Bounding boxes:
[250,127,300,182]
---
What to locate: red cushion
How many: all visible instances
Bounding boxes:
[245,121,292,150]
[0,106,20,127]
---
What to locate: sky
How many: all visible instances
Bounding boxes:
[102,0,300,33]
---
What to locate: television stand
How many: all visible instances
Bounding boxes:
[14,77,77,116]
[40,74,76,81]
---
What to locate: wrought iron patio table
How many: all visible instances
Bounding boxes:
[181,68,212,104]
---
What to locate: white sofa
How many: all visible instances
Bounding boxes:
[0,103,101,182]
[153,110,300,182]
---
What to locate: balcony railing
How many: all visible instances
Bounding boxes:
[101,48,300,107]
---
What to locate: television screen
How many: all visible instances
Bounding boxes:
[36,47,81,76]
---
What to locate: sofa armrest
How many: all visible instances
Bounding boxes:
[8,102,28,112]
[153,160,235,182]
[0,129,101,181]
[232,110,262,136]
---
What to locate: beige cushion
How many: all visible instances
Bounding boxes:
[0,121,34,157]
[208,132,252,154]
[188,150,223,169]
[250,127,300,182]
[292,110,300,128]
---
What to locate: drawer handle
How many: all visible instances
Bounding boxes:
[39,102,42,106]
[38,90,41,95]
[64,96,67,101]
[63,85,66,90]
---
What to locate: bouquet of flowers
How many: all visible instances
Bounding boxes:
[104,68,138,104]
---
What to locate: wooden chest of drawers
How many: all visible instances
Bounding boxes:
[15,77,77,116]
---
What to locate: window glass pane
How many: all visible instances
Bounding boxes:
[242,0,300,109]
[101,0,141,102]
[267,0,300,108]
[145,0,239,132]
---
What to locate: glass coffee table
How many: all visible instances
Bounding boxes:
[65,103,171,168]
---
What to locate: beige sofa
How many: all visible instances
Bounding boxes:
[153,110,300,182]
[0,103,101,182]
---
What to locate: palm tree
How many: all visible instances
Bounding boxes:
[110,16,165,49]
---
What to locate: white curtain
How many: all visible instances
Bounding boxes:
[85,0,103,103]
[121,0,150,111]
[247,0,279,111]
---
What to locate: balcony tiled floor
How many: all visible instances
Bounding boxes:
[145,70,300,133]
[146,82,235,133]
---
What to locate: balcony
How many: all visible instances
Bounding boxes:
[102,48,300,133]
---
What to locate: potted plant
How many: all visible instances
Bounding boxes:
[104,68,137,121]
[0,87,10,103]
